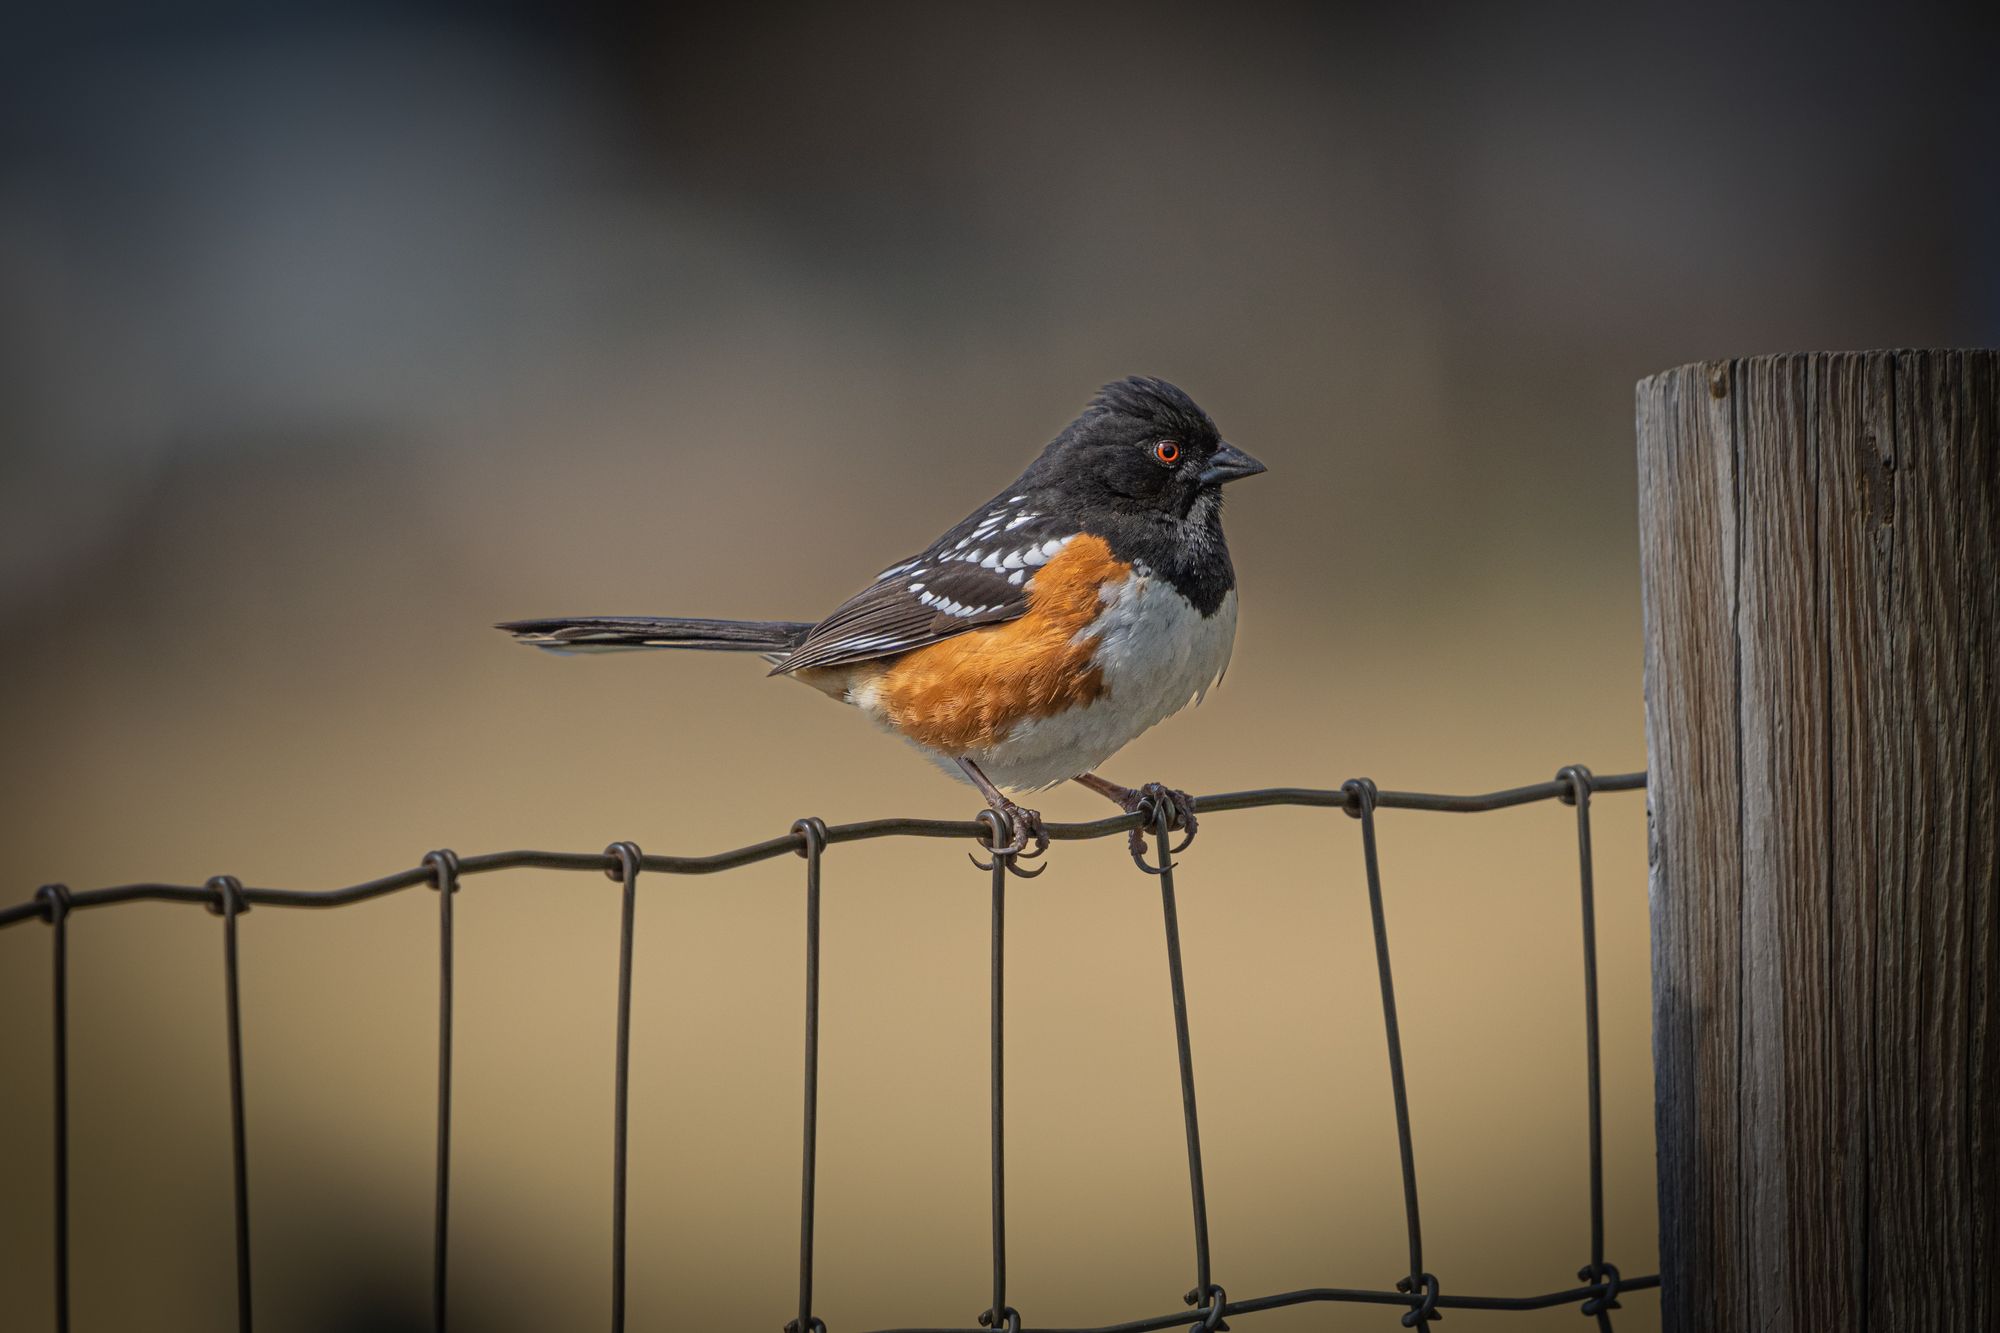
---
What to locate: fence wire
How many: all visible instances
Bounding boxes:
[2,768,1658,1332]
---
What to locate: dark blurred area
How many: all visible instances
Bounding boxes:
[2,2,1994,1330]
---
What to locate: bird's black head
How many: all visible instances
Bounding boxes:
[1025,376,1266,523]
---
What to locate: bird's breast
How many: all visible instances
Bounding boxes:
[1080,570,1237,737]
[847,550,1237,790]
[962,571,1236,790]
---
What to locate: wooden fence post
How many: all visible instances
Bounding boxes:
[1637,350,1998,1331]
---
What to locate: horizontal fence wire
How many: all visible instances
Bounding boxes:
[5,770,1656,1332]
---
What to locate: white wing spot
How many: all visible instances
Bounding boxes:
[1004,513,1036,530]
[1007,569,1026,586]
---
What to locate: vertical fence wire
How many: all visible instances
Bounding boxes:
[36,884,71,1333]
[1344,780,1438,1327]
[425,850,460,1333]
[606,843,643,1333]
[1151,808,1225,1329]
[208,876,254,1333]
[791,819,829,1333]
[983,853,1015,1333]
[1560,767,1621,1328]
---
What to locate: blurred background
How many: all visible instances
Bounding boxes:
[2,2,1994,1330]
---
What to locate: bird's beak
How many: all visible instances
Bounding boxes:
[1200,442,1267,485]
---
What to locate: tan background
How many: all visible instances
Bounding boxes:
[2,3,1994,1330]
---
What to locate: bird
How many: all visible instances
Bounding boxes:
[498,376,1265,870]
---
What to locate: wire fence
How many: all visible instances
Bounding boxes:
[3,767,1658,1332]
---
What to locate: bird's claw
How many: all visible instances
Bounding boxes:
[969,803,1049,877]
[1125,783,1198,874]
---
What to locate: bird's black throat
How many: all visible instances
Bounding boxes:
[1047,489,1238,617]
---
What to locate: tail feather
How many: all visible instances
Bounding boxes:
[497,616,814,655]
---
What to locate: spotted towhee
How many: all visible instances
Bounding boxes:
[500,376,1265,868]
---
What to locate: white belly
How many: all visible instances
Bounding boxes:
[963,575,1236,791]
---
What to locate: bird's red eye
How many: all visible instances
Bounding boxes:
[1154,440,1180,465]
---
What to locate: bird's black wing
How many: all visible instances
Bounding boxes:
[775,493,1079,674]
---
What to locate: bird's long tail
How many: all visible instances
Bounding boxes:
[496,616,814,656]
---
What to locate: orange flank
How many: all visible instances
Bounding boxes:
[798,534,1127,752]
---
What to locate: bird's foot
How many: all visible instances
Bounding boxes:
[970,797,1049,876]
[1123,782,1198,872]
[1077,775,1198,873]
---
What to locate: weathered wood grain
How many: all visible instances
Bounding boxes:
[1637,351,1998,1333]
